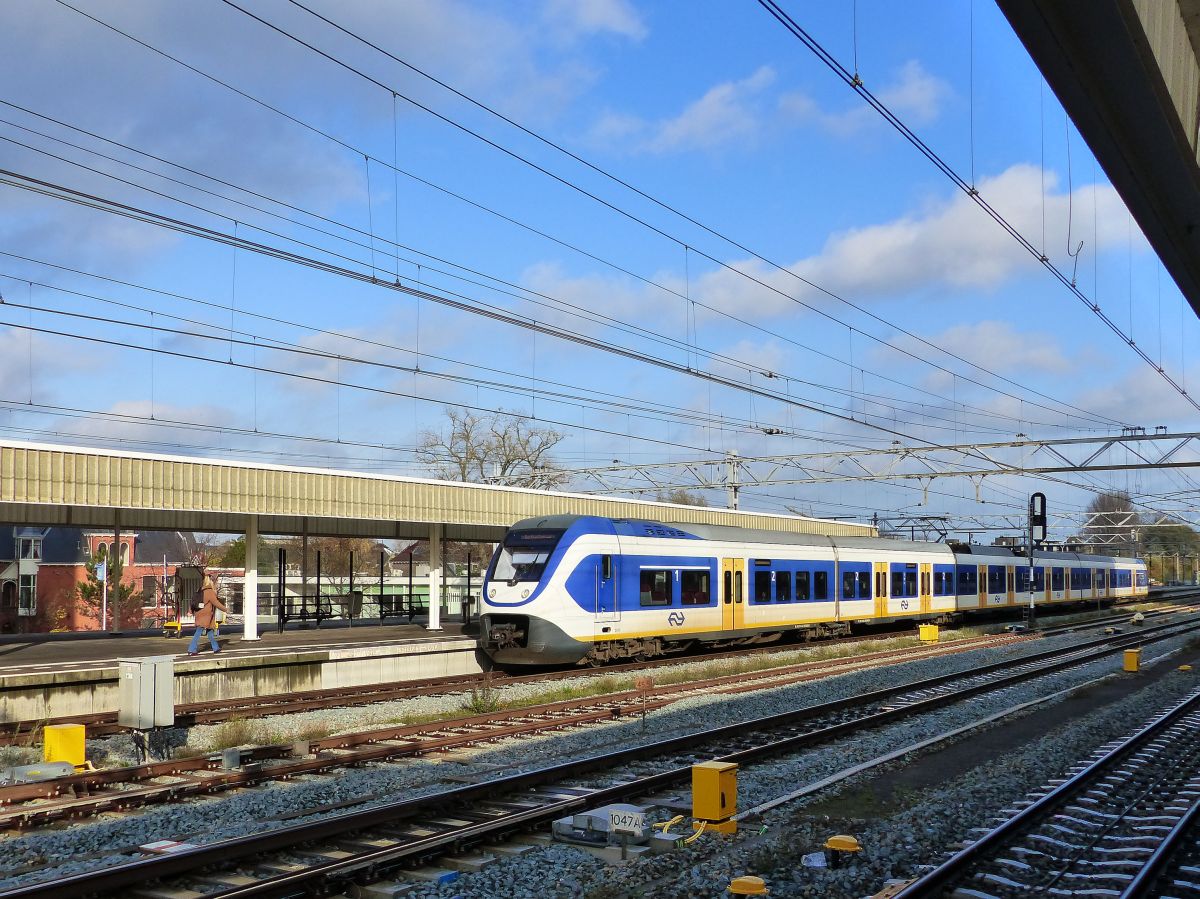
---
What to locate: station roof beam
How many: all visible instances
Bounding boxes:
[997,0,1200,317]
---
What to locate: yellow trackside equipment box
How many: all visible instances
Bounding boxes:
[693,760,738,834]
[43,723,86,768]
[1124,648,1141,672]
[919,624,939,642]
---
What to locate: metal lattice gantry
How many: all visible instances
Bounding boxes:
[566,431,1200,506]
[870,511,1200,543]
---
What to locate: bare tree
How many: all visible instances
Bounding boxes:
[654,488,710,507]
[417,409,569,490]
[284,536,378,596]
[1083,491,1141,552]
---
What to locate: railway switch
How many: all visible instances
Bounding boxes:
[43,723,86,768]
[693,760,738,834]
[1123,648,1141,672]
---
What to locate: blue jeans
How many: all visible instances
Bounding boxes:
[188,627,220,653]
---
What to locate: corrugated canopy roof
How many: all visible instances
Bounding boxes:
[0,441,877,541]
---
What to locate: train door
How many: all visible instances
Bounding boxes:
[720,557,745,631]
[919,563,932,614]
[977,565,987,608]
[595,553,619,624]
[873,561,888,618]
[1007,567,1015,605]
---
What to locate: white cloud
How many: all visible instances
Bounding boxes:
[1075,365,1200,428]
[541,0,648,42]
[520,261,685,332]
[909,321,1070,375]
[590,67,778,154]
[592,60,948,156]
[647,67,776,153]
[779,60,950,137]
[690,164,1136,317]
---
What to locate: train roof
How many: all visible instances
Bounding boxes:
[506,515,1143,565]
[951,543,1143,565]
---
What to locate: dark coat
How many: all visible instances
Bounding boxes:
[194,584,227,630]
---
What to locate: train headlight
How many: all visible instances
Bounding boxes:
[489,588,496,598]
[521,588,530,598]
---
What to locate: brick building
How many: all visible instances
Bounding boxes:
[0,527,191,634]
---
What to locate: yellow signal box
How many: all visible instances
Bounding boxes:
[693,760,738,834]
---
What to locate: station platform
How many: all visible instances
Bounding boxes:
[0,622,483,722]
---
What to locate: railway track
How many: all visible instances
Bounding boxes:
[0,633,1026,829]
[893,687,1200,898]
[1,600,1186,748]
[3,613,1197,897]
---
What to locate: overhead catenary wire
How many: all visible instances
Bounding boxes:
[4,163,1171,511]
[755,0,1200,415]
[0,164,1077,448]
[0,252,1149,507]
[9,1,1180,511]
[0,116,1074,436]
[47,0,1127,431]
[272,0,1124,428]
[0,250,1036,454]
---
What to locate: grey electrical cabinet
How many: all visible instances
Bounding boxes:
[117,657,175,728]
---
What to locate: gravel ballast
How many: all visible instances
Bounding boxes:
[0,628,1194,895]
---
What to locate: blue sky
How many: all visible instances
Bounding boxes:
[0,0,1197,535]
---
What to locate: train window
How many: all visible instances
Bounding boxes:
[858,571,871,598]
[490,528,565,584]
[734,570,743,603]
[681,570,709,605]
[639,569,672,606]
[602,555,612,580]
[891,571,904,596]
[842,571,856,599]
[754,571,772,603]
[754,559,772,567]
[814,571,828,601]
[723,571,732,604]
[795,570,810,600]
[987,566,1004,593]
[957,568,976,593]
[904,572,916,596]
[875,571,884,597]
[1095,570,1105,586]
[1051,568,1064,591]
[776,571,792,602]
[1033,567,1045,590]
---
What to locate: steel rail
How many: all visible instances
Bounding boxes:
[0,636,1019,827]
[891,688,1200,897]
[4,618,1196,898]
[1118,791,1200,898]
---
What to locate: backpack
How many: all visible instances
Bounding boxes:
[191,598,203,613]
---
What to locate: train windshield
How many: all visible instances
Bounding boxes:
[489,528,566,585]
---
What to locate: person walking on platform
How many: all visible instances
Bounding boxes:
[188,575,226,656]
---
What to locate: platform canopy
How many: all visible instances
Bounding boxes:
[998,0,1200,317]
[0,441,875,541]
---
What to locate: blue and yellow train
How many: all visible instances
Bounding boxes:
[479,515,1148,666]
